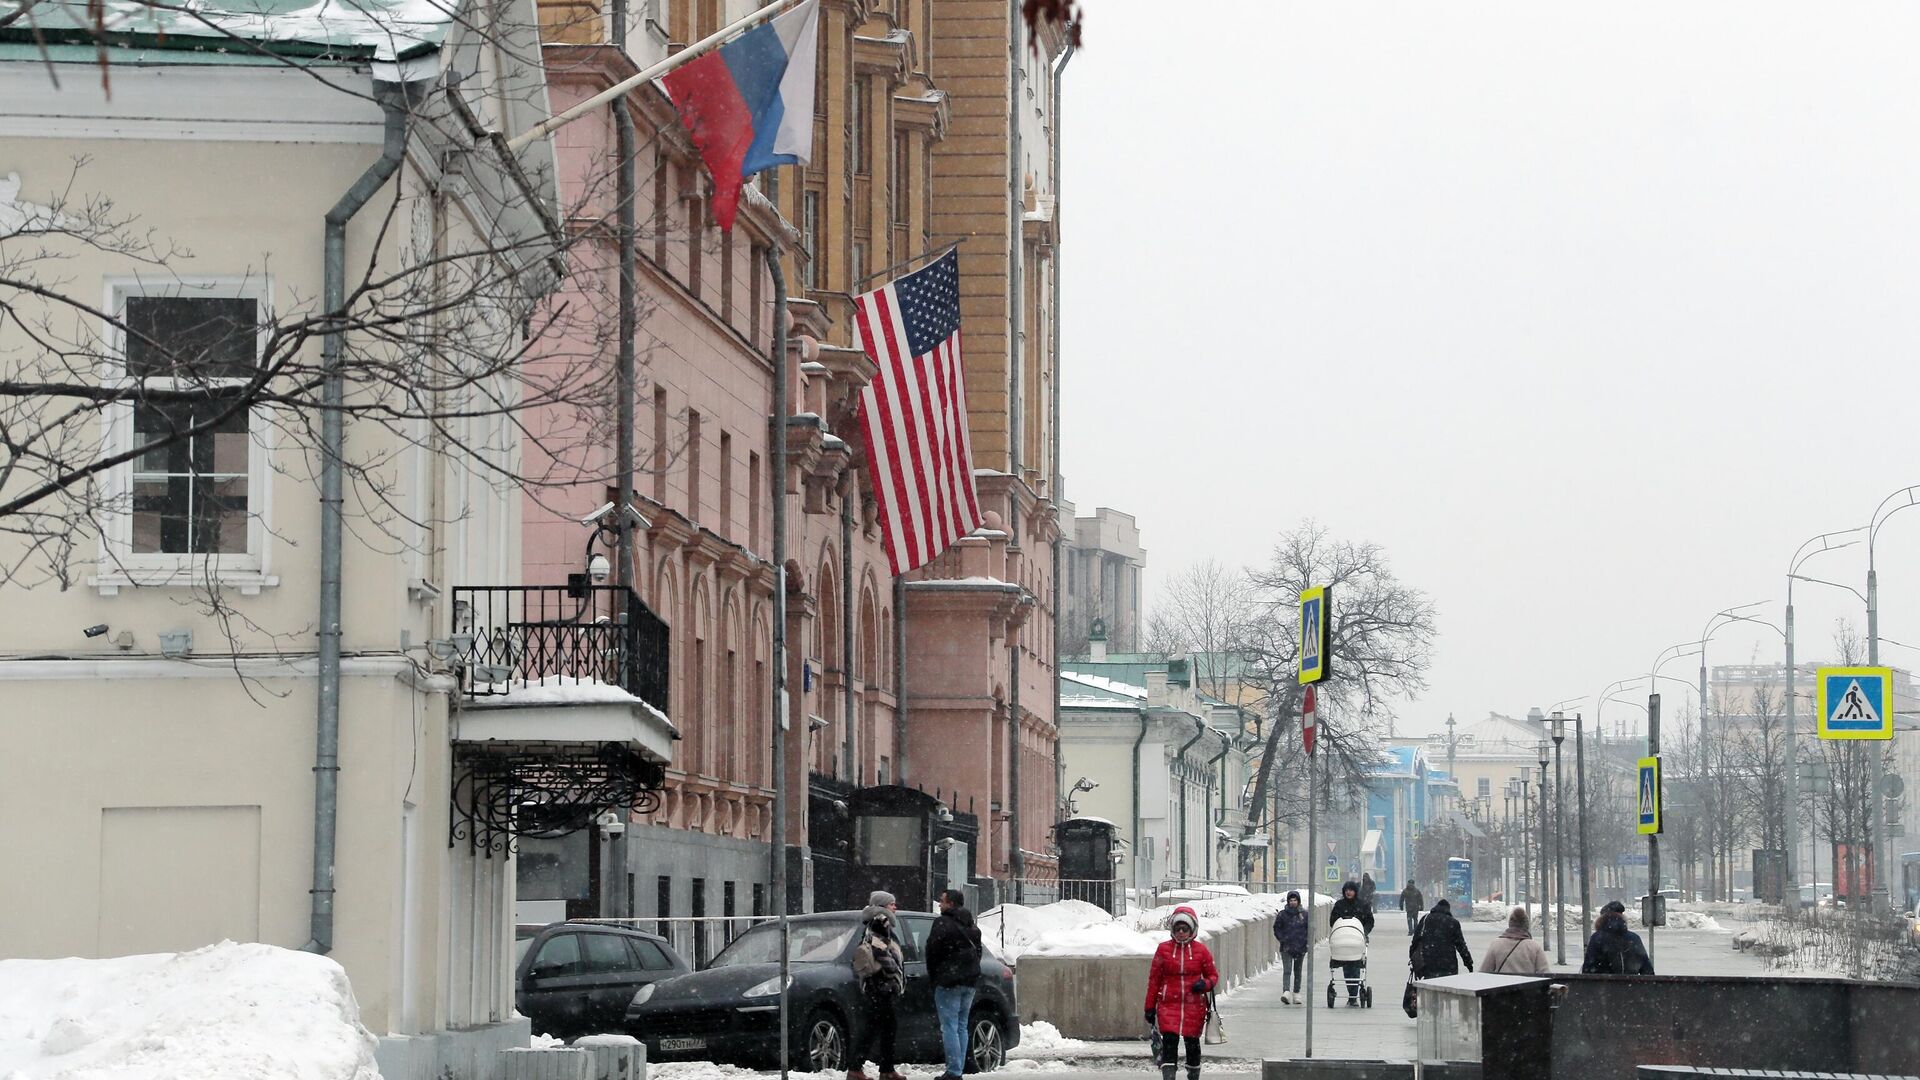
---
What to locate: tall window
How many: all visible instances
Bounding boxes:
[749,244,766,347]
[687,197,704,300]
[105,284,269,584]
[748,452,762,553]
[852,81,870,176]
[1477,777,1491,798]
[719,431,733,535]
[802,190,822,290]
[686,409,702,516]
[652,387,669,501]
[891,133,910,226]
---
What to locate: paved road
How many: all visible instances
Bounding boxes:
[1011,906,1771,1074]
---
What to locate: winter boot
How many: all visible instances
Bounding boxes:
[1161,1063,1178,1080]
[1187,1067,1202,1080]
[882,1071,908,1080]
[847,1069,870,1080]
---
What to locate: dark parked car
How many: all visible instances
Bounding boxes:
[515,922,690,1041]
[625,911,1019,1072]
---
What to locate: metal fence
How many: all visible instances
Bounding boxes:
[453,584,669,713]
[1009,876,1129,913]
[1147,878,1305,906]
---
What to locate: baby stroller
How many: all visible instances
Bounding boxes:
[1326,916,1372,1008]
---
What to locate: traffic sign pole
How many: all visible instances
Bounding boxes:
[1303,683,1315,1058]
[1646,693,1661,965]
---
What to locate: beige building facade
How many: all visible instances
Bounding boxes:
[0,6,675,1077]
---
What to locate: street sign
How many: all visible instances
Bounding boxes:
[1616,853,1649,866]
[1298,585,1330,685]
[1276,857,1290,875]
[1816,666,1894,740]
[1325,865,1339,883]
[1302,684,1317,755]
[1637,755,1662,835]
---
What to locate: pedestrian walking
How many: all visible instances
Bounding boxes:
[1480,906,1550,975]
[1330,881,1375,939]
[848,907,906,1080]
[1270,890,1310,1004]
[1399,880,1423,934]
[1409,898,1473,979]
[862,890,898,919]
[926,888,983,1080]
[1359,873,1377,912]
[1582,901,1654,975]
[1144,906,1218,1080]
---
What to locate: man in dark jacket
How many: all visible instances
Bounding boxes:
[1582,903,1654,975]
[1399,880,1424,934]
[1409,898,1473,978]
[1271,890,1311,1004]
[926,889,983,1079]
[1359,873,1377,911]
[1329,881,1375,939]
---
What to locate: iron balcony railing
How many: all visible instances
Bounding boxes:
[453,584,669,716]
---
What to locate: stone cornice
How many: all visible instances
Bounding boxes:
[893,85,949,139]
[853,30,911,82]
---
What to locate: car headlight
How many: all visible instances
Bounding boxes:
[630,983,656,1007]
[741,975,791,998]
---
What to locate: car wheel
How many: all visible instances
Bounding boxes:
[966,1011,1006,1073]
[801,1009,848,1073]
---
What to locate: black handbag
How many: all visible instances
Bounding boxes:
[1402,967,1419,1019]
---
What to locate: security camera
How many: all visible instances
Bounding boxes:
[580,502,617,527]
[82,624,109,639]
[588,553,611,584]
[581,502,653,530]
[595,810,626,836]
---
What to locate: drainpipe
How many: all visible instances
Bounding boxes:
[610,0,639,922]
[1174,720,1206,883]
[307,86,411,955]
[766,248,789,913]
[841,493,855,779]
[1131,712,1150,893]
[1005,2,1026,897]
[1047,30,1074,844]
[1205,738,1229,880]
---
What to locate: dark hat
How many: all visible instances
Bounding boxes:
[1603,900,1626,915]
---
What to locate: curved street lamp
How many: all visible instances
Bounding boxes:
[1865,487,1920,907]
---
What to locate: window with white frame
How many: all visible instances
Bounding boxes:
[97,280,273,591]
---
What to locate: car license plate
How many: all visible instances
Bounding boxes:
[659,1038,708,1052]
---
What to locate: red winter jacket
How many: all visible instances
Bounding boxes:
[1143,937,1219,1036]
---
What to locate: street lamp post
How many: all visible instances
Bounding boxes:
[1536,740,1551,956]
[1867,486,1919,912]
[1697,602,1766,901]
[1551,714,1568,964]
[1518,773,1531,907]
[1786,529,1865,910]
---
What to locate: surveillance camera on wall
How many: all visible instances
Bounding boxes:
[595,810,627,836]
[581,502,653,530]
[587,553,611,583]
[82,624,109,639]
[580,502,618,526]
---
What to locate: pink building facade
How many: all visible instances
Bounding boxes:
[521,1,1062,918]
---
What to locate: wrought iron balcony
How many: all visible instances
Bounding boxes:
[451,584,669,716]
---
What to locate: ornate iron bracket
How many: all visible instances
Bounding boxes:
[450,742,666,856]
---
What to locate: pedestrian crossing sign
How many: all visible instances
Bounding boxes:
[1637,756,1661,835]
[1299,585,1330,685]
[1816,666,1894,740]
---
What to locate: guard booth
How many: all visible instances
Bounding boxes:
[1054,817,1121,914]
[810,782,978,912]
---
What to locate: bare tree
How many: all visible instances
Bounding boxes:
[1233,522,1437,874]
[1147,557,1254,698]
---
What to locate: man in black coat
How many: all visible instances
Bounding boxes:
[1329,881,1375,939]
[1409,898,1474,978]
[1399,880,1424,934]
[926,889,984,1080]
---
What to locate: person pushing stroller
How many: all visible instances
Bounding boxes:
[1144,906,1218,1080]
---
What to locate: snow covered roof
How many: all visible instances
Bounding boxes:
[13,0,461,61]
[1060,670,1147,704]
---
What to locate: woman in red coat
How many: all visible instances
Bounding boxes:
[1143,906,1219,1080]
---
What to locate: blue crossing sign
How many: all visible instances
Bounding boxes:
[1637,755,1662,835]
[1817,666,1894,740]
[1299,586,1330,685]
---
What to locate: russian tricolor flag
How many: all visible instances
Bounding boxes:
[663,0,820,231]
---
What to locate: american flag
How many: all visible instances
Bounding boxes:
[853,249,982,575]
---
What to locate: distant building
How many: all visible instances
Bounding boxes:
[1060,501,1144,654]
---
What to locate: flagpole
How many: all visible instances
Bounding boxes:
[506,0,808,151]
[853,237,966,290]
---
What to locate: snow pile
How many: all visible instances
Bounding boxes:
[978,899,1115,963]
[1465,902,1723,933]
[485,675,642,706]
[1022,923,1159,959]
[1014,1021,1087,1054]
[0,941,379,1080]
[1668,911,1724,931]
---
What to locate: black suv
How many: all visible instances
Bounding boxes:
[626,911,1019,1072]
[515,923,691,1041]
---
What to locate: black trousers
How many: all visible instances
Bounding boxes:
[860,984,898,1071]
[1157,1032,1201,1069]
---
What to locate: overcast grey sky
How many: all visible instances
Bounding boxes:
[1059,0,1920,738]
